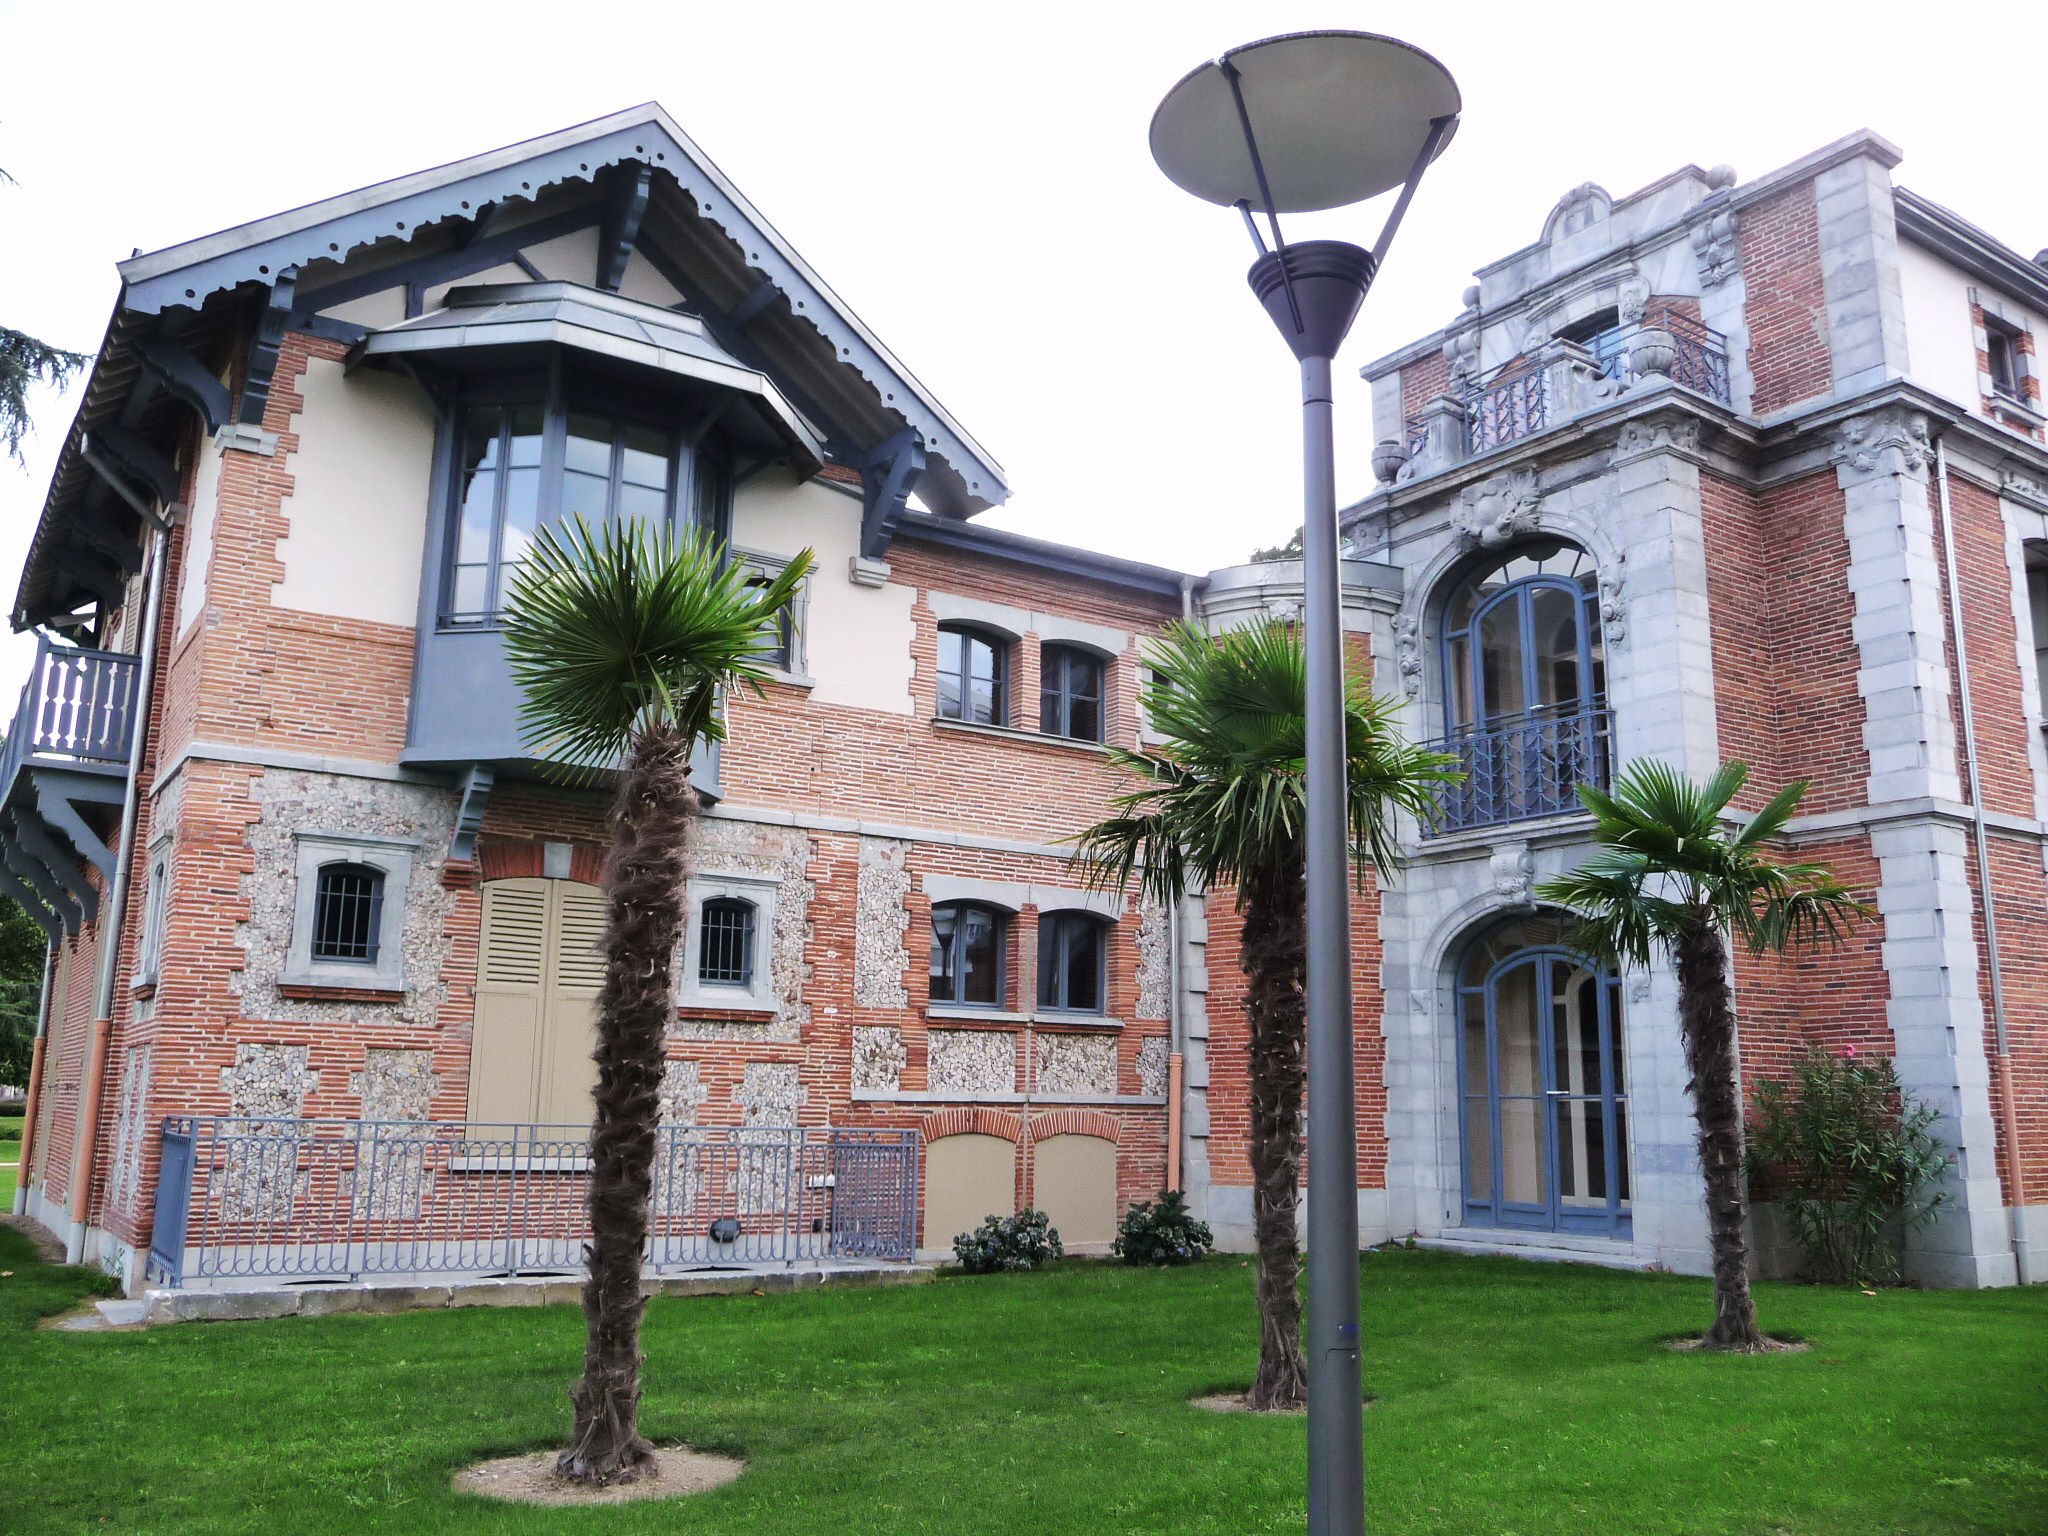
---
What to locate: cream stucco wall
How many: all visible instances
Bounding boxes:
[273,358,435,627]
[732,471,915,714]
[176,436,224,638]
[522,226,600,287]
[1899,237,2047,418]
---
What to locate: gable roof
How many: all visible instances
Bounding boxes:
[114,103,1005,517]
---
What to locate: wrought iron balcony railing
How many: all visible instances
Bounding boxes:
[0,637,140,802]
[1427,704,1613,835]
[1591,313,1732,404]
[147,1117,922,1287]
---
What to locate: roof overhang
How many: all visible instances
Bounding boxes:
[1896,187,2048,314]
[350,281,825,473]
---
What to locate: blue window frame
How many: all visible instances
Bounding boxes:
[1037,910,1106,1014]
[1435,542,1610,830]
[930,900,1005,1007]
[1454,913,1630,1238]
[440,372,730,629]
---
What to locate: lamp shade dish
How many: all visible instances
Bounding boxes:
[1149,31,1460,213]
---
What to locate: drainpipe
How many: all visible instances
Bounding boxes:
[65,511,172,1265]
[1932,440,2034,1285]
[10,942,55,1217]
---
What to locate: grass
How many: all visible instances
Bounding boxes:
[0,1109,18,1208]
[1,1227,2043,1535]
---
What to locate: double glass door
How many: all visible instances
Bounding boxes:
[1458,929,1631,1237]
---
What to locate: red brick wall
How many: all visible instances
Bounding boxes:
[1934,471,2034,818]
[1970,838,2048,1202]
[1740,182,1834,416]
[1400,351,1450,427]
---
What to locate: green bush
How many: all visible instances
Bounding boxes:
[1112,1190,1213,1266]
[1747,1047,1950,1287]
[952,1208,1063,1273]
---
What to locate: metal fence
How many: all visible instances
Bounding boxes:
[147,1118,921,1287]
[1428,706,1613,834]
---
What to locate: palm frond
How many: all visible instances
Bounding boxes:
[500,516,812,771]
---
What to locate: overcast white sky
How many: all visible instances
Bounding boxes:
[2,0,2044,705]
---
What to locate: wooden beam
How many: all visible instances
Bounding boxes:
[137,335,230,435]
[596,163,653,293]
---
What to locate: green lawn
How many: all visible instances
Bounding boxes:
[1,1226,2043,1535]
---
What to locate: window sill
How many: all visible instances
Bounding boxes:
[674,1000,777,1021]
[759,667,815,690]
[278,978,406,1002]
[129,979,158,999]
[1988,392,2045,430]
[926,1005,1029,1024]
[922,1005,1124,1030]
[1035,1012,1125,1031]
[930,717,1109,754]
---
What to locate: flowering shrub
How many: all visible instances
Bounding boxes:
[1747,1047,1950,1287]
[952,1208,1063,1273]
[1112,1190,1214,1267]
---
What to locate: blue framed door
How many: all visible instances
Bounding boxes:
[1458,945,1630,1237]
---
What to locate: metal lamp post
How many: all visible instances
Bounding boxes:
[1149,32,1460,1536]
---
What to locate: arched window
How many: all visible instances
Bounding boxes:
[1039,645,1104,742]
[1454,912,1630,1237]
[930,900,1005,1007]
[697,896,757,987]
[310,862,386,964]
[937,626,1007,726]
[1438,541,1609,830]
[1037,910,1106,1014]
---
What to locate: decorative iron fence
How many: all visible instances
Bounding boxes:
[147,1119,921,1287]
[1592,313,1731,404]
[0,637,139,798]
[1464,365,1548,455]
[1427,706,1613,834]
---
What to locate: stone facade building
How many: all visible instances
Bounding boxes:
[7,112,2043,1294]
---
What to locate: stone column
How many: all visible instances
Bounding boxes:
[1833,404,2013,1286]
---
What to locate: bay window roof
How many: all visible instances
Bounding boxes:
[351,281,826,474]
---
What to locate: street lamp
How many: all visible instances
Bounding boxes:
[1149,31,1460,1536]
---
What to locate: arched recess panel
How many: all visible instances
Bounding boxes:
[1032,1133,1118,1248]
[921,1133,1016,1250]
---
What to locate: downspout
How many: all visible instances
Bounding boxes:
[10,941,55,1216]
[1164,575,1199,1191]
[1932,440,2034,1285]
[65,511,172,1265]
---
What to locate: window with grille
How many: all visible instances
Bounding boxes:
[937,626,1006,726]
[698,897,757,987]
[930,900,1004,1007]
[1040,645,1104,741]
[310,862,386,965]
[1038,910,1106,1014]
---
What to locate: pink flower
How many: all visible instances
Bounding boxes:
[1839,1045,1857,1060]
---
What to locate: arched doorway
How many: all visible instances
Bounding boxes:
[922,1133,1016,1252]
[1439,541,1609,828]
[1456,912,1631,1237]
[1032,1133,1117,1248]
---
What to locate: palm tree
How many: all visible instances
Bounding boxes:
[502,515,810,1484]
[1536,760,1867,1352]
[1075,618,1455,1410]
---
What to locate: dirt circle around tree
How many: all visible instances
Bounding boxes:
[453,1446,745,1507]
[1190,1391,1377,1416]
[1663,1334,1812,1355]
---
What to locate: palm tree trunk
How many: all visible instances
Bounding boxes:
[1673,918,1767,1351]
[1241,860,1308,1410]
[558,724,699,1483]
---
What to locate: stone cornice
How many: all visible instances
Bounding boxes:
[1750,378,2048,490]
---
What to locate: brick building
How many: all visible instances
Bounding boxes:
[6,112,2043,1294]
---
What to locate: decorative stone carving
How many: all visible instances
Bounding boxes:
[1627,972,1652,1004]
[2000,463,2048,511]
[1612,414,1705,460]
[348,1048,439,1122]
[109,1045,153,1216]
[1371,438,1409,485]
[1451,468,1541,549]
[1135,898,1172,1022]
[853,1026,907,1092]
[1690,204,1741,288]
[1832,407,1932,479]
[219,1044,318,1223]
[239,770,457,1027]
[1546,183,1612,243]
[1394,611,1425,697]
[1443,323,1482,391]
[1035,1034,1117,1098]
[670,819,814,1042]
[1411,988,1434,1021]
[659,1059,709,1126]
[852,837,911,1009]
[1598,550,1628,646]
[1628,326,1677,379]
[1617,275,1651,326]
[927,1029,1016,1097]
[1135,1037,1170,1099]
[1490,843,1536,909]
